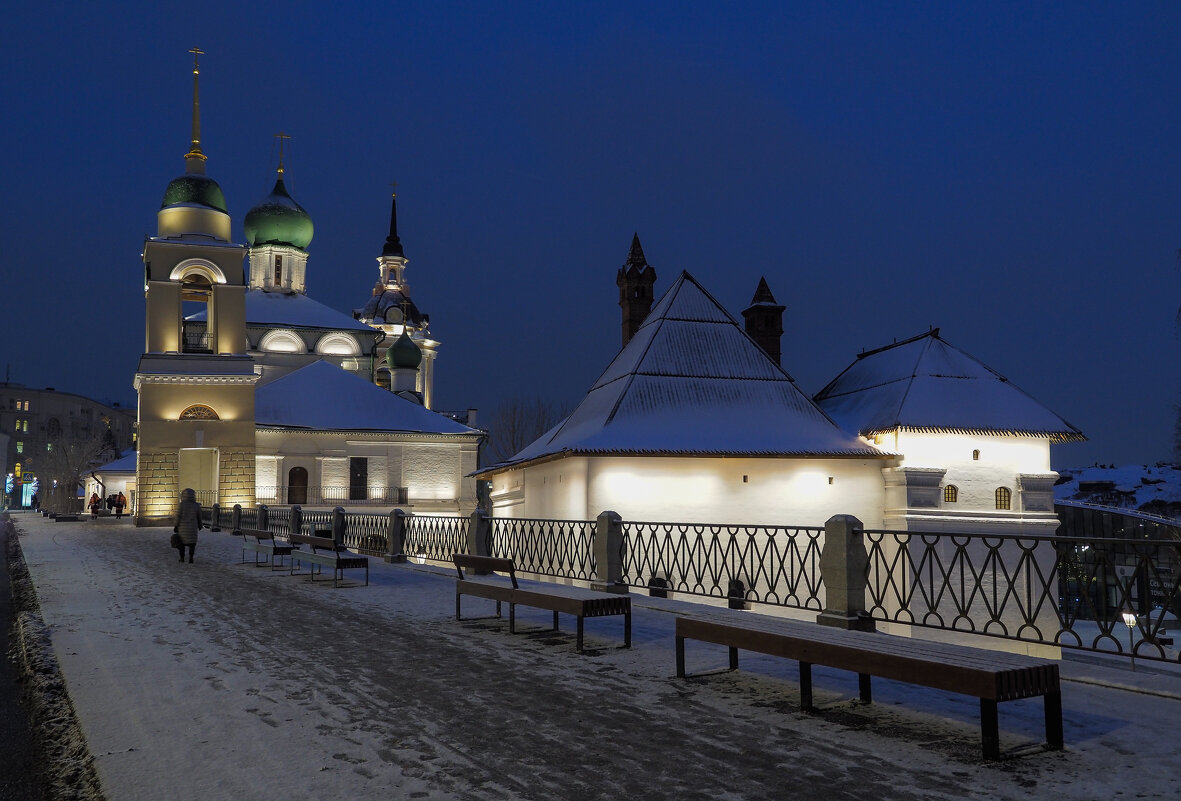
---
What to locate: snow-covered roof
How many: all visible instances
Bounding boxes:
[254,360,479,436]
[188,289,374,333]
[93,451,136,475]
[480,271,884,473]
[814,329,1085,442]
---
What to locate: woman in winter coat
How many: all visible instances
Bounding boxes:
[173,488,203,563]
[88,493,101,519]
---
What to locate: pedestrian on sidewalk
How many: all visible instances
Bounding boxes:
[88,493,101,519]
[172,488,202,563]
[115,492,126,519]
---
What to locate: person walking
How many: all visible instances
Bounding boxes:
[88,493,101,519]
[114,492,126,520]
[172,488,202,563]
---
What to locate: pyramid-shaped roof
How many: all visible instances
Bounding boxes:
[814,329,1085,442]
[482,272,884,472]
[254,360,478,436]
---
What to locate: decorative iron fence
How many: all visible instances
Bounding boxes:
[863,528,1181,662]
[238,506,259,530]
[342,513,389,556]
[621,521,826,607]
[267,506,294,539]
[404,515,467,563]
[488,517,596,581]
[300,510,333,537]
[255,486,408,506]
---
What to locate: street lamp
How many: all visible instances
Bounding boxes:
[1121,608,1138,672]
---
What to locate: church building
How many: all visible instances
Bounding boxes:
[133,52,481,524]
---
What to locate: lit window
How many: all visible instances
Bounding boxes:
[943,485,958,503]
[179,404,219,421]
[274,255,283,286]
[995,487,1012,510]
[15,441,22,454]
[46,443,52,452]
[972,449,980,461]
[23,400,29,411]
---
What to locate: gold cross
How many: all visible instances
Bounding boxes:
[189,47,204,73]
[390,179,398,197]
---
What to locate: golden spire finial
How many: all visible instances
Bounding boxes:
[185,47,207,170]
[390,179,398,198]
[274,132,292,175]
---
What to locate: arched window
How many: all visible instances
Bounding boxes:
[972,449,981,461]
[179,404,219,421]
[943,485,959,503]
[995,487,1012,510]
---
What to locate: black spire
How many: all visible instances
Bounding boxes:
[382,191,404,258]
[625,232,648,269]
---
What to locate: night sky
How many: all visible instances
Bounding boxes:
[3,2,1178,467]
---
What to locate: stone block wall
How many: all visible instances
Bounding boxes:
[218,448,256,509]
[136,451,178,524]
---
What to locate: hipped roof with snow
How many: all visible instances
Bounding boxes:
[254,360,479,436]
[479,271,885,473]
[814,329,1085,442]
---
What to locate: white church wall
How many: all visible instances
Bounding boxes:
[404,444,459,500]
[892,431,1053,512]
[492,455,886,527]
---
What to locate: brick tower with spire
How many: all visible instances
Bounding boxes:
[742,276,786,366]
[616,233,657,348]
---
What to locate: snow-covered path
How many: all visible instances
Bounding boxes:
[13,513,1181,800]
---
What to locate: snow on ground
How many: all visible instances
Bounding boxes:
[11,513,1181,801]
[1055,463,1181,516]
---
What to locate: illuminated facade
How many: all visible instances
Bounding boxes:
[134,52,481,524]
[480,267,1084,534]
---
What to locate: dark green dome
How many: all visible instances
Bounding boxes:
[387,330,422,369]
[243,176,313,250]
[161,174,228,213]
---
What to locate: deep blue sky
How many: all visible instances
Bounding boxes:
[2,1,1178,467]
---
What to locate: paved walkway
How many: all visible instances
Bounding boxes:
[0,517,45,801]
[10,513,1181,800]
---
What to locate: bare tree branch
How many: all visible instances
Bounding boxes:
[485,396,571,465]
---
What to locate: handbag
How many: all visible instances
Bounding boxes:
[170,532,181,548]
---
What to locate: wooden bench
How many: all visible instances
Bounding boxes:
[675,611,1063,760]
[289,534,369,587]
[453,554,631,652]
[237,527,299,570]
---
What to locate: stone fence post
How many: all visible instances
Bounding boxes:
[592,510,627,594]
[817,514,874,632]
[332,507,346,548]
[386,509,408,563]
[210,503,221,532]
[290,505,303,539]
[467,508,490,558]
[232,503,242,533]
[258,504,269,532]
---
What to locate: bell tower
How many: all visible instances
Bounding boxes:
[134,49,256,525]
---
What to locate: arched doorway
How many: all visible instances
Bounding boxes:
[288,466,308,506]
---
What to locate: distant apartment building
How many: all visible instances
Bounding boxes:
[0,383,136,508]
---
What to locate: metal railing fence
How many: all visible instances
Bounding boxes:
[622,520,826,607]
[255,486,408,506]
[404,515,467,563]
[488,517,596,581]
[863,528,1180,661]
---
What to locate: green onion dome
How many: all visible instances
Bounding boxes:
[243,176,313,250]
[387,330,422,369]
[160,174,228,213]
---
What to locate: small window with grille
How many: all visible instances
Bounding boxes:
[995,487,1012,510]
[943,485,958,503]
